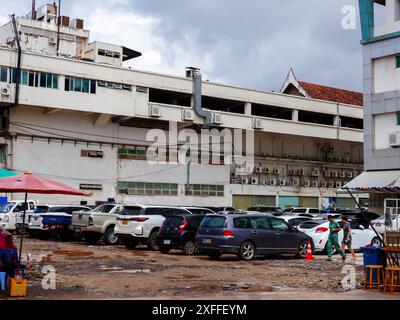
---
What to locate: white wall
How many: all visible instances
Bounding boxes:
[375,0,400,37]
[373,55,400,93]
[374,112,399,149]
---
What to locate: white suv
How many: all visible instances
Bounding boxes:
[285,207,320,218]
[115,206,194,250]
[0,200,38,233]
[70,203,125,245]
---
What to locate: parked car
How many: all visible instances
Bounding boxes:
[71,203,127,244]
[297,219,381,254]
[204,207,235,213]
[36,205,92,241]
[0,200,38,233]
[284,207,320,217]
[157,214,207,255]
[29,205,91,239]
[115,206,195,250]
[247,207,284,216]
[196,214,312,261]
[371,213,399,235]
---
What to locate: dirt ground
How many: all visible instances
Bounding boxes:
[1,237,399,300]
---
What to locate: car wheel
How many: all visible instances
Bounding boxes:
[371,237,381,246]
[147,231,159,251]
[104,226,118,245]
[85,233,101,245]
[239,241,256,261]
[296,240,309,259]
[208,252,222,260]
[123,240,138,249]
[159,246,170,254]
[182,241,196,256]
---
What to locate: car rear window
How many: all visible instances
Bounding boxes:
[120,206,144,216]
[163,216,185,227]
[299,220,324,229]
[201,216,226,228]
[94,204,115,213]
[234,217,249,229]
[33,206,49,214]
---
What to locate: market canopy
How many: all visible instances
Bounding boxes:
[342,170,400,193]
[0,169,18,179]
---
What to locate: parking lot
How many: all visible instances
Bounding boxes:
[2,237,399,300]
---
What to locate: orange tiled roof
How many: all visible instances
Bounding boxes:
[298,81,363,106]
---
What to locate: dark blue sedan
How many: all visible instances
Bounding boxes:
[196,214,313,261]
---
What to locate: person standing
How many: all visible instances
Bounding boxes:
[326,215,346,262]
[341,216,356,260]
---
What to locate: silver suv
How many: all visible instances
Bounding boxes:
[70,204,125,245]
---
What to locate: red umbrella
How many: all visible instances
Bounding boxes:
[0,173,88,271]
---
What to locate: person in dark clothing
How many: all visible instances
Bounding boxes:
[341,216,356,260]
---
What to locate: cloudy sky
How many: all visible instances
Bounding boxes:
[1,0,364,92]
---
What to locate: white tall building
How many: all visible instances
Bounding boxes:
[0,3,367,208]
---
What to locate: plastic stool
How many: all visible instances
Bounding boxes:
[364,265,385,290]
[0,272,6,291]
[384,267,400,294]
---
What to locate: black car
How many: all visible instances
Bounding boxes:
[247,206,284,216]
[157,214,206,255]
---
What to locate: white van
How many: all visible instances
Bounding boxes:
[0,200,38,233]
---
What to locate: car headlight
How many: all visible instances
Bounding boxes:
[3,215,9,223]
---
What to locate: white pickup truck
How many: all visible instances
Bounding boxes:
[0,200,38,233]
[70,203,125,245]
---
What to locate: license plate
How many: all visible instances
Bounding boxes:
[163,240,171,245]
[34,217,38,221]
[122,220,128,225]
[203,238,212,244]
[51,226,57,229]
[75,228,81,233]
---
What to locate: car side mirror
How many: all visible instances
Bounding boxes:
[359,225,365,230]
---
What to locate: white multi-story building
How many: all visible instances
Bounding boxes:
[0,3,367,208]
[345,0,400,211]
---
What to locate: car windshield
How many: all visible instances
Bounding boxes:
[200,216,227,228]
[0,202,16,214]
[33,206,50,214]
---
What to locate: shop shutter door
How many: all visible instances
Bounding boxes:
[299,197,318,208]
[253,196,276,207]
[233,196,253,210]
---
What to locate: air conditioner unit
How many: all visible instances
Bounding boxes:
[212,114,223,125]
[389,131,400,148]
[321,181,328,188]
[262,180,269,185]
[347,172,353,179]
[241,178,249,184]
[246,166,254,174]
[273,168,280,175]
[270,179,277,186]
[324,171,331,178]
[264,167,271,174]
[312,181,319,188]
[251,177,258,185]
[340,172,346,178]
[182,109,194,121]
[236,166,245,174]
[230,172,236,179]
[252,119,263,130]
[1,86,11,97]
[149,105,162,118]
[312,168,320,177]
[292,178,300,187]
[329,182,335,188]
[336,182,342,188]
[304,180,311,187]
[255,166,262,173]
[279,179,287,186]
[48,36,57,45]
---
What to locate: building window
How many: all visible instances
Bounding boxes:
[117,181,178,196]
[38,72,58,89]
[397,112,400,126]
[118,147,147,160]
[81,150,104,158]
[185,184,224,197]
[19,70,59,89]
[98,80,132,91]
[396,55,400,68]
[98,49,121,59]
[65,76,96,94]
[0,67,7,82]
[80,184,102,191]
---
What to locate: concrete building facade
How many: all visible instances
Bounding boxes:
[0,3,367,208]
